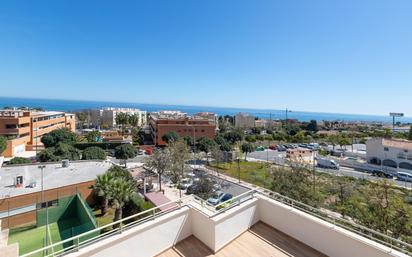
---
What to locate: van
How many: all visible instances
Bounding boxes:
[397,172,412,182]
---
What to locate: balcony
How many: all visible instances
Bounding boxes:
[12,190,411,257]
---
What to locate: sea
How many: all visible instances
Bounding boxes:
[1,97,411,124]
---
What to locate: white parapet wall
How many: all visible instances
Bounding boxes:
[257,195,409,257]
[66,195,408,257]
[71,207,192,257]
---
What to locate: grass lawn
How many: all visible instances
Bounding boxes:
[209,160,272,188]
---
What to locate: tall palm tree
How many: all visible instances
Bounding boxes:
[92,172,114,215]
[110,178,136,227]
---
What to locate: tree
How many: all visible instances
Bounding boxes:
[408,125,412,140]
[82,146,106,160]
[54,143,81,160]
[128,114,139,127]
[224,130,243,144]
[115,112,129,129]
[114,144,137,167]
[271,166,322,206]
[0,136,7,155]
[182,136,193,146]
[162,131,179,144]
[306,120,318,132]
[168,140,190,196]
[38,148,60,162]
[144,148,171,192]
[196,137,216,163]
[9,157,32,165]
[92,172,114,215]
[241,143,254,161]
[76,112,87,129]
[41,128,77,148]
[86,131,101,143]
[110,178,136,225]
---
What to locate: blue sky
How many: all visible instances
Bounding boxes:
[0,0,411,115]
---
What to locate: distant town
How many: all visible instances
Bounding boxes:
[1,105,412,256]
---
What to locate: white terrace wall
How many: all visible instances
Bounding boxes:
[257,195,408,257]
[74,207,192,257]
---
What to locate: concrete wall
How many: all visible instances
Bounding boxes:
[257,195,407,257]
[212,198,259,252]
[0,181,95,229]
[76,207,192,257]
[190,208,215,250]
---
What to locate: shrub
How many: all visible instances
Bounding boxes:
[82,146,106,160]
[9,157,32,165]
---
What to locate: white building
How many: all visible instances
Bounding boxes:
[234,113,255,128]
[90,107,147,128]
[366,137,412,174]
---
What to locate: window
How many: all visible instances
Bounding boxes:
[201,129,205,132]
[37,199,58,209]
[384,147,389,151]
[5,124,17,129]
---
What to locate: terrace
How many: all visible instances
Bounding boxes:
[6,187,410,257]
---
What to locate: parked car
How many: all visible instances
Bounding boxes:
[397,172,412,182]
[178,178,192,190]
[255,146,265,151]
[269,145,277,150]
[370,170,393,179]
[317,157,340,170]
[207,192,233,206]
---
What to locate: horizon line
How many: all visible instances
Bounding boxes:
[0,95,410,119]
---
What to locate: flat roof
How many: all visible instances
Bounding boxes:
[0,161,112,199]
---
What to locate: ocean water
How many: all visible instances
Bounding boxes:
[0,97,411,124]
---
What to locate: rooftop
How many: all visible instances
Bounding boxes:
[0,161,112,198]
[382,138,412,150]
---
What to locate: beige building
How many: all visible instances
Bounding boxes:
[90,107,147,128]
[286,148,315,164]
[366,137,412,174]
[234,113,255,129]
[0,110,75,157]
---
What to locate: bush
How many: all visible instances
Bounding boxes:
[114,144,137,160]
[41,128,77,147]
[74,142,124,150]
[38,148,60,162]
[54,143,81,160]
[82,146,106,160]
[9,157,32,165]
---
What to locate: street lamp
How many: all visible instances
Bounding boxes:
[38,165,48,254]
[236,157,241,183]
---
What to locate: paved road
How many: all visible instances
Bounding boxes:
[248,150,412,189]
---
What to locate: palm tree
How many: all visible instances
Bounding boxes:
[110,178,136,227]
[92,172,114,215]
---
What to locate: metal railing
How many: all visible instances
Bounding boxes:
[20,190,257,257]
[257,189,412,255]
[20,186,412,256]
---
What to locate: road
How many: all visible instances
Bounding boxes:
[248,149,412,190]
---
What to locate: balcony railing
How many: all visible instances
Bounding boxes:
[21,188,412,257]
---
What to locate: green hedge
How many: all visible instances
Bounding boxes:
[74,142,125,150]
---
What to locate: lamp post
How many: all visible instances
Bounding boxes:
[38,165,48,254]
[237,157,241,183]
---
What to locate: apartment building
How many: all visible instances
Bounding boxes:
[89,107,147,128]
[149,111,217,146]
[0,110,75,157]
[366,137,412,174]
[234,113,255,129]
